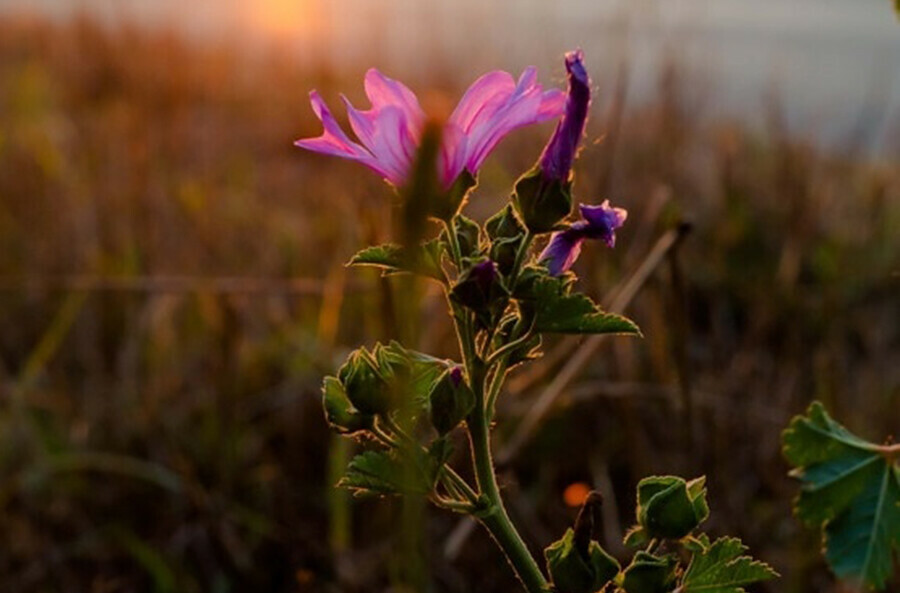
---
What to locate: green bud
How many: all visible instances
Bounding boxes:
[511,167,572,234]
[636,476,709,540]
[545,528,619,593]
[321,376,373,434]
[620,551,677,593]
[338,348,391,415]
[428,366,476,435]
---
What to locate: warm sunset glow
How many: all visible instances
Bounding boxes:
[245,0,322,39]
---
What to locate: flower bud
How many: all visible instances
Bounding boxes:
[512,50,590,234]
[322,376,373,434]
[338,348,392,416]
[428,366,476,435]
[539,50,591,185]
[544,528,619,593]
[450,257,508,313]
[636,476,709,540]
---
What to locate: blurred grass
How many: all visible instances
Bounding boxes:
[0,14,898,593]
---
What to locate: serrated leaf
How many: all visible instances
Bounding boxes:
[681,536,777,593]
[782,401,900,589]
[516,271,640,335]
[338,450,434,497]
[348,241,444,281]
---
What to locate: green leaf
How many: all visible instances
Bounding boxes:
[681,536,777,593]
[782,401,900,589]
[515,270,640,335]
[348,241,445,281]
[338,450,434,497]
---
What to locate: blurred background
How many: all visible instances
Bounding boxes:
[0,1,898,592]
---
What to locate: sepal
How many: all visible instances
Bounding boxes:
[619,551,678,593]
[321,375,373,434]
[544,528,619,593]
[428,366,476,435]
[512,166,573,234]
[338,348,392,415]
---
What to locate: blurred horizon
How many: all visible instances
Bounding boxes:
[5,0,900,156]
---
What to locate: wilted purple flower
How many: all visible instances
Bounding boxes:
[295,68,564,188]
[539,200,628,276]
[538,49,590,183]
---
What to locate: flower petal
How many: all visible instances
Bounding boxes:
[540,226,587,276]
[579,200,628,247]
[364,68,425,135]
[448,70,516,133]
[294,90,372,159]
[439,121,467,187]
[461,68,567,174]
[362,105,417,185]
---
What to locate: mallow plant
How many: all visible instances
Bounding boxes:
[296,51,898,592]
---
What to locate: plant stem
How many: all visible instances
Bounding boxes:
[468,364,549,593]
[446,216,547,591]
[507,231,534,289]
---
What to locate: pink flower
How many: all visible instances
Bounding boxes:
[295,68,565,188]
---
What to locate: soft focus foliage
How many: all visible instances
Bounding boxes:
[783,402,900,589]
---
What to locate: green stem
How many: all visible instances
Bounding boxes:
[445,217,547,591]
[441,466,479,503]
[507,230,534,290]
[468,389,549,593]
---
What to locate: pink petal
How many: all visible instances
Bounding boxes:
[294,90,371,159]
[364,68,425,135]
[464,75,546,171]
[448,70,516,133]
[537,88,566,119]
[364,105,416,185]
[341,94,378,150]
[439,122,467,187]
[450,67,567,174]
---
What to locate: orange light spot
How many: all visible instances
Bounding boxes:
[563,482,592,508]
[246,0,320,39]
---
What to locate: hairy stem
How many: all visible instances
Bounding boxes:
[468,379,549,592]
